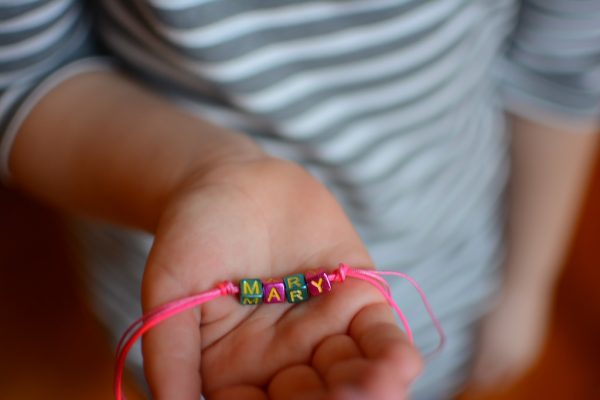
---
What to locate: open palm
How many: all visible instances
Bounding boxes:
[141,158,422,400]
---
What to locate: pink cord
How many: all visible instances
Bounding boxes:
[113,265,444,400]
[114,283,238,400]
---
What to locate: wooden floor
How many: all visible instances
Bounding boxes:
[1,148,599,399]
[0,189,142,399]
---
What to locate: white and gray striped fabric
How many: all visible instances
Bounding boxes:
[2,1,599,399]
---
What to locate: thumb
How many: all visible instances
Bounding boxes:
[142,267,203,400]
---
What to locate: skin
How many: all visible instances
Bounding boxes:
[10,71,422,399]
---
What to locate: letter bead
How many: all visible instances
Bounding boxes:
[305,270,332,297]
[263,279,286,304]
[283,274,309,303]
[239,279,263,305]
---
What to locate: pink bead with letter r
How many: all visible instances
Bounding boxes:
[305,270,332,296]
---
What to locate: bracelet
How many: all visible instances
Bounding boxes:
[113,263,445,400]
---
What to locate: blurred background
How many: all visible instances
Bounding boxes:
[1,145,599,399]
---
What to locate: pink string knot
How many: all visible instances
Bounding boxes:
[217,281,238,296]
[331,263,349,283]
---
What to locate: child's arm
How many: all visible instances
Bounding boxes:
[471,115,598,389]
[9,70,422,399]
[469,0,600,390]
[10,71,261,231]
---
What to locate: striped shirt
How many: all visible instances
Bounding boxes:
[2,1,599,398]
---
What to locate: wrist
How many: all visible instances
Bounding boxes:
[147,132,267,232]
[501,263,556,304]
[154,155,333,243]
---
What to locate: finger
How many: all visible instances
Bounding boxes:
[347,303,422,400]
[209,385,268,400]
[312,334,362,377]
[350,303,423,383]
[328,386,368,400]
[324,358,370,388]
[268,365,326,400]
[142,275,202,400]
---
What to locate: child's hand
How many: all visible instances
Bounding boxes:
[141,157,422,400]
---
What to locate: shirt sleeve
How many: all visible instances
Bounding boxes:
[498,0,600,128]
[0,0,114,183]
